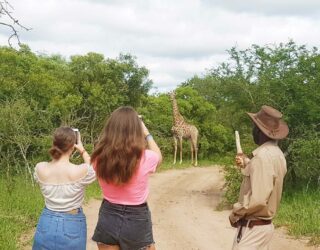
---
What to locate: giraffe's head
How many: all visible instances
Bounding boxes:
[168,91,176,101]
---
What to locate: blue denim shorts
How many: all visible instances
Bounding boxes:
[92,199,154,250]
[32,207,87,250]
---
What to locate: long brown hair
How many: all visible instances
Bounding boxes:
[91,106,145,185]
[49,127,76,159]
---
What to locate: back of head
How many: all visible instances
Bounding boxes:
[91,106,145,185]
[49,127,76,160]
[252,125,273,146]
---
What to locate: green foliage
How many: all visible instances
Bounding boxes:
[138,86,234,159]
[221,163,242,206]
[274,187,320,245]
[186,40,320,186]
[0,46,152,178]
[138,93,173,156]
[288,135,320,184]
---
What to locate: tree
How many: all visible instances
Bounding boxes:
[117,54,152,107]
[186,40,320,187]
[0,0,30,46]
[0,99,38,183]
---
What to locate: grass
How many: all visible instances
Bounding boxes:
[0,176,102,250]
[274,187,320,245]
[158,159,214,171]
[0,176,43,250]
[85,180,102,201]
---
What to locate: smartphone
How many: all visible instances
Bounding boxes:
[72,128,79,144]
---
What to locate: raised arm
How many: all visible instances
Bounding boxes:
[74,130,91,165]
[141,120,163,165]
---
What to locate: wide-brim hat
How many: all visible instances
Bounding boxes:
[247,105,289,140]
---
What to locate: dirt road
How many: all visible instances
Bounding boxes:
[84,166,318,250]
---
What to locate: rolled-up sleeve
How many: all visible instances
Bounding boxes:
[80,164,96,186]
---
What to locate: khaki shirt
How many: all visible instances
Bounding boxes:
[230,141,287,223]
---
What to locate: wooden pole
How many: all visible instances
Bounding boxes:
[235,131,243,154]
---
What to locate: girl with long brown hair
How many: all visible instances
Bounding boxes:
[91,106,162,250]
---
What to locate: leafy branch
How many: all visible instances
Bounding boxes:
[0,0,31,46]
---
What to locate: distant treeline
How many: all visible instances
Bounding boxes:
[1,41,319,190]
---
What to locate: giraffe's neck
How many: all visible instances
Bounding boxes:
[171,97,185,125]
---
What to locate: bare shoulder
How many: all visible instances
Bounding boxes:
[35,162,49,172]
[36,161,48,167]
[68,163,88,181]
[35,162,51,180]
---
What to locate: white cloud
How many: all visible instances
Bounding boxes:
[1,0,320,92]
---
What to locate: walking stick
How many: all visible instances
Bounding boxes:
[235,131,243,154]
[235,131,249,168]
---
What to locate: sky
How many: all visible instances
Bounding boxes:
[1,0,320,93]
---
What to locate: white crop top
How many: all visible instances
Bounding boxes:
[34,164,96,212]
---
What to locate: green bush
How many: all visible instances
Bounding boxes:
[221,163,242,206]
[287,135,320,185]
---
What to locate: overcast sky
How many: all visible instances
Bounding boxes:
[1,0,320,92]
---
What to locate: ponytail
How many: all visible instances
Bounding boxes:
[49,146,63,160]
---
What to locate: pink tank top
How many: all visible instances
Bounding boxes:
[96,150,160,205]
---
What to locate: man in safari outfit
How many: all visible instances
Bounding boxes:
[229,105,289,250]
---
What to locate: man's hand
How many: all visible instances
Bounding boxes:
[229,214,239,228]
[235,153,250,168]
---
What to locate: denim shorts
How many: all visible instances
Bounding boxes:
[92,199,154,250]
[32,207,87,250]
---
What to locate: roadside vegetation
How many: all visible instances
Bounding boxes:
[275,187,320,245]
[0,40,319,248]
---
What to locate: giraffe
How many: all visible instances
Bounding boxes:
[169,91,199,166]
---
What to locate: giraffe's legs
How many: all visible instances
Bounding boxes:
[173,136,177,165]
[190,140,194,165]
[191,136,198,166]
[194,142,198,166]
[179,137,183,164]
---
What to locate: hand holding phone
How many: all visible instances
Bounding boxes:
[71,128,90,163]
[72,128,84,152]
[72,128,79,144]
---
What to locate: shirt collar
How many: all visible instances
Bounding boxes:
[252,140,278,156]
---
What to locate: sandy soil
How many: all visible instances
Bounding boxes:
[84,166,319,250]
